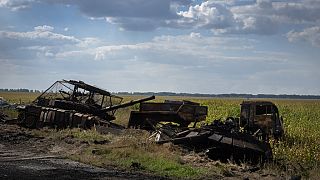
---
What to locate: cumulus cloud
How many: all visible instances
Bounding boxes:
[167,0,279,34]
[170,1,235,30]
[287,26,320,47]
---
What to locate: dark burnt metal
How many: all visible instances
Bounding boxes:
[128,100,208,130]
[239,101,284,140]
[154,120,273,163]
[16,80,155,129]
[129,100,282,163]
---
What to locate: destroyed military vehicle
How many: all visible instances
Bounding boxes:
[128,100,208,130]
[16,80,154,129]
[239,101,284,140]
[128,99,284,163]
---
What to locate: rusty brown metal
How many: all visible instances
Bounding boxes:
[16,80,155,129]
[128,99,282,163]
[128,100,208,130]
[240,100,284,140]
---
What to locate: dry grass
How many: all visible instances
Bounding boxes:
[0,92,40,104]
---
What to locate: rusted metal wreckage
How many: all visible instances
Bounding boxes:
[4,80,284,163]
[128,99,284,163]
[15,80,154,129]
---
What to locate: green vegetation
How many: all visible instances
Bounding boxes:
[1,92,320,178]
[272,100,320,175]
[0,92,40,104]
[116,97,320,177]
[31,127,215,179]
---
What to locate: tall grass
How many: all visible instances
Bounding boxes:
[272,100,320,172]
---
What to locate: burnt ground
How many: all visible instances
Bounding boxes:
[0,123,169,180]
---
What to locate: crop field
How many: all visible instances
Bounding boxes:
[1,92,320,178]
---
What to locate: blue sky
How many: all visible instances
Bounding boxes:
[0,0,319,95]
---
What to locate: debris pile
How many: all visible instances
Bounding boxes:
[128,99,283,163]
[153,120,272,163]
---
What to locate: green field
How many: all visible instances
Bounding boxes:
[1,92,320,178]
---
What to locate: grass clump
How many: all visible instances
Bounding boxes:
[69,129,214,179]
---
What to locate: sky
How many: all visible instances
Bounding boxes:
[0,0,319,95]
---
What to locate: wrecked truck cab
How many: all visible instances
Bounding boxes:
[240,101,284,140]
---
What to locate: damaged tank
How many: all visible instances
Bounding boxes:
[16,80,154,129]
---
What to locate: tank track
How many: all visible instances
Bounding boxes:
[18,105,109,129]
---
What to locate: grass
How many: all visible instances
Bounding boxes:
[31,127,216,179]
[2,92,320,178]
[0,92,40,104]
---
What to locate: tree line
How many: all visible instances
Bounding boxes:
[1,89,319,99]
[116,92,320,99]
[0,89,41,93]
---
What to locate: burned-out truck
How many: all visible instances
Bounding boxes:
[239,101,284,140]
[16,80,154,129]
[129,100,284,140]
[128,100,208,130]
[128,99,284,162]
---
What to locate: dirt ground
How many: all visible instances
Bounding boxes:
[0,123,170,180]
[0,122,293,180]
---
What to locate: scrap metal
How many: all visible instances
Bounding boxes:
[16,80,155,129]
[129,100,283,163]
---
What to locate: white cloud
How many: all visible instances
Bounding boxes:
[287,26,320,47]
[0,27,318,94]
[172,1,235,29]
[231,0,320,24]
[34,25,54,32]
[0,0,35,10]
[0,25,96,60]
[1,0,320,34]
[52,33,287,67]
[0,26,80,43]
